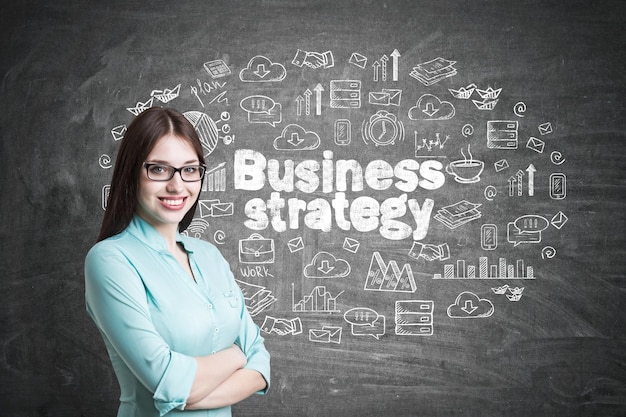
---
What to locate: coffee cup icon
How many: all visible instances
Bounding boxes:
[446,159,484,183]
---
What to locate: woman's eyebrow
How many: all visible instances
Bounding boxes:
[146,159,200,165]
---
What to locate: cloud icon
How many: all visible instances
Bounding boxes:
[304,251,351,279]
[408,94,456,121]
[273,124,320,151]
[447,291,494,318]
[240,55,286,82]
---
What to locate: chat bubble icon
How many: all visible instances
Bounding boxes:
[514,215,549,233]
[507,215,548,246]
[240,95,282,127]
[344,307,385,340]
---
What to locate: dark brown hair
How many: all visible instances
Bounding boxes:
[98,107,205,241]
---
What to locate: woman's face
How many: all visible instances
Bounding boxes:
[136,134,202,234]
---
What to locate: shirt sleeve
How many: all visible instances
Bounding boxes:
[84,245,197,415]
[225,259,271,393]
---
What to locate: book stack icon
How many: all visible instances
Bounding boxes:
[409,57,457,86]
[487,120,518,150]
[364,252,417,293]
[395,300,434,336]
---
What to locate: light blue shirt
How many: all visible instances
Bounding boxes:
[85,215,270,416]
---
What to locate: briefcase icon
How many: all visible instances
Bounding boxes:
[239,233,275,264]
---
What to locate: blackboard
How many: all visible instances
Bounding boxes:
[1,1,625,416]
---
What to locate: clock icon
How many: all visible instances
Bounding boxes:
[362,110,405,146]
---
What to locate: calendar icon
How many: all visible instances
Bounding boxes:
[203,59,231,78]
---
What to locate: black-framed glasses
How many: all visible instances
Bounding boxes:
[143,163,206,182]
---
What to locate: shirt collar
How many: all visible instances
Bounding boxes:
[127,215,194,254]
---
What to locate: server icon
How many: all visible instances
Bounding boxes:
[395,300,434,336]
[487,120,518,150]
[330,80,361,109]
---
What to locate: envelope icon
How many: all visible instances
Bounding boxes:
[199,200,218,218]
[538,122,553,135]
[211,202,233,217]
[111,124,127,141]
[369,91,390,106]
[550,211,568,230]
[342,237,360,253]
[288,237,304,253]
[349,52,368,69]
[309,326,342,344]
[526,137,545,153]
[494,159,509,172]
[382,89,402,106]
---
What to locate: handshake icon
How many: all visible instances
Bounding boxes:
[292,49,334,69]
[261,315,302,336]
[407,241,451,262]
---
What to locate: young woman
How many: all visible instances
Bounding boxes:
[85,107,270,416]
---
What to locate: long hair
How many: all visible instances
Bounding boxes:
[98,107,205,242]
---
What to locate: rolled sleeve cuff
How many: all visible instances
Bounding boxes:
[244,354,271,395]
[153,352,197,416]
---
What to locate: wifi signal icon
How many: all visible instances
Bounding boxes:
[185,218,210,238]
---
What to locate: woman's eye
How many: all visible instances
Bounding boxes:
[184,166,198,173]
[150,165,167,174]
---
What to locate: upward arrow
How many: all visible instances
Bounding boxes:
[313,83,324,116]
[390,49,401,81]
[526,164,537,196]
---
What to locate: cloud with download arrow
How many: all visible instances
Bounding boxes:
[408,94,455,121]
[240,55,286,82]
[304,251,351,279]
[447,291,494,318]
[274,124,320,151]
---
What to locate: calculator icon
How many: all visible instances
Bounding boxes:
[203,59,231,78]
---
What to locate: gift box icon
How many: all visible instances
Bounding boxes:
[239,233,275,264]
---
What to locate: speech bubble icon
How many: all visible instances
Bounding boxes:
[240,95,277,114]
[514,215,549,233]
[240,95,282,127]
[344,307,385,339]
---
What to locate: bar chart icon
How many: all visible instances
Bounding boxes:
[203,162,227,192]
[292,284,343,313]
[433,256,535,280]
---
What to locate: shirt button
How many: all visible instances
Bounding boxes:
[207,303,213,310]
[215,328,220,333]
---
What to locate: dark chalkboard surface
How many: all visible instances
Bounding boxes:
[1,1,625,416]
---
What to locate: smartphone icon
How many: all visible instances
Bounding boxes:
[550,173,566,200]
[481,224,498,250]
[334,119,351,145]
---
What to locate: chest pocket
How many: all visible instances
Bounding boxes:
[223,289,240,308]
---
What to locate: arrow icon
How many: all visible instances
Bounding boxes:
[303,89,312,115]
[461,300,478,315]
[254,64,270,78]
[372,60,380,82]
[317,260,335,275]
[526,163,536,196]
[295,95,304,116]
[390,49,401,81]
[313,83,324,116]
[288,132,304,147]
[422,102,440,117]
